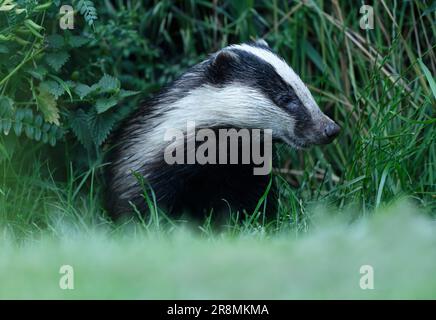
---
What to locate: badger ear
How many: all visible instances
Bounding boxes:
[255,39,269,48]
[208,50,238,83]
[211,50,238,70]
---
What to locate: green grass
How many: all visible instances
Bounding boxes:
[0,1,435,299]
[1,201,435,299]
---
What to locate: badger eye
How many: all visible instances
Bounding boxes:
[286,101,300,113]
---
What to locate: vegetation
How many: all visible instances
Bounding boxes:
[1,202,436,299]
[0,0,434,299]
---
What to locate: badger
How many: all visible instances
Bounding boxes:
[106,40,340,219]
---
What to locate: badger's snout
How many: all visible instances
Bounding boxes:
[316,121,340,145]
[323,122,340,143]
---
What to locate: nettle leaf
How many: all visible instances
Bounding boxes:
[74,83,93,99]
[95,97,118,114]
[40,80,65,99]
[89,109,118,146]
[68,35,89,48]
[36,87,60,125]
[46,34,65,49]
[0,96,14,117]
[69,109,118,147]
[27,66,48,80]
[69,109,93,148]
[45,51,70,72]
[119,89,140,98]
[65,80,76,88]
[93,90,139,114]
[97,74,120,93]
[90,82,101,92]
[48,75,73,100]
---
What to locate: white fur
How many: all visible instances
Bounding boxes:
[229,44,321,114]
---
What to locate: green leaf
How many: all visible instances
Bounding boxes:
[77,0,98,26]
[26,66,48,80]
[69,108,118,147]
[422,2,436,16]
[48,75,73,101]
[49,135,56,146]
[0,96,14,117]
[97,74,120,93]
[418,59,436,101]
[95,97,118,113]
[45,52,70,72]
[34,115,43,127]
[68,35,89,48]
[25,124,34,139]
[42,122,51,133]
[46,34,65,49]
[15,108,25,122]
[40,80,65,99]
[36,88,60,125]
[376,165,390,208]
[74,83,92,99]
[13,120,22,136]
[89,109,118,146]
[69,109,92,148]
[119,89,140,98]
[305,40,328,73]
[23,108,33,123]
[34,128,42,141]
[2,118,11,135]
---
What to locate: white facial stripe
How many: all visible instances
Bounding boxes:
[230,44,320,113]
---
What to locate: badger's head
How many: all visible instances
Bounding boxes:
[201,40,340,149]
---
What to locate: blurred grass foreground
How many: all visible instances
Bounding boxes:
[1,201,435,299]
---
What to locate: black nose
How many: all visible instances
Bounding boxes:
[324,123,340,140]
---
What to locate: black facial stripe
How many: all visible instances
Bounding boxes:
[206,49,287,104]
[292,102,313,138]
[205,48,314,136]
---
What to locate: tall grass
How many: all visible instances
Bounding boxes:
[0,0,435,240]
